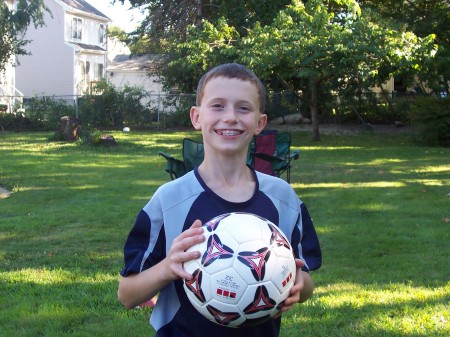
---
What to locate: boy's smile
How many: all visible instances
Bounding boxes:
[215,129,243,136]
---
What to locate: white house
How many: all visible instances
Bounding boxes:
[15,0,110,100]
[105,37,170,120]
[105,37,164,95]
[107,54,163,94]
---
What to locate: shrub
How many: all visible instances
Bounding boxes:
[0,97,77,131]
[409,96,450,147]
[158,94,195,128]
[327,92,414,125]
[78,83,152,129]
[23,96,76,130]
[266,92,301,120]
[0,111,31,130]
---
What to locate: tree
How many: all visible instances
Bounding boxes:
[358,0,450,93]
[118,0,438,140]
[107,25,153,55]
[117,0,291,53]
[239,0,436,139]
[163,18,240,93]
[119,0,293,95]
[0,0,49,73]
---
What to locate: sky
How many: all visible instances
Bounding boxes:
[85,0,145,33]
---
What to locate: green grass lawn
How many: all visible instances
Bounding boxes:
[0,129,448,337]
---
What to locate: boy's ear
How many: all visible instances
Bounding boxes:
[254,113,268,135]
[190,106,201,130]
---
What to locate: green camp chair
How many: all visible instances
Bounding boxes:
[183,138,204,172]
[159,138,204,180]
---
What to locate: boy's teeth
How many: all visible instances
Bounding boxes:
[221,130,239,136]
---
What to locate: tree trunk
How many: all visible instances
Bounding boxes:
[311,78,320,141]
[196,0,203,28]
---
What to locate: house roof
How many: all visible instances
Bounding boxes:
[70,42,106,51]
[60,0,110,19]
[107,54,162,72]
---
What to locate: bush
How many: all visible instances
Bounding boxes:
[78,83,152,129]
[0,97,78,131]
[327,92,414,125]
[266,92,301,120]
[24,96,77,130]
[1,85,156,132]
[409,96,450,147]
[158,94,195,128]
[0,111,31,130]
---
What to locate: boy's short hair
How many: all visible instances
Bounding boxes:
[196,63,266,113]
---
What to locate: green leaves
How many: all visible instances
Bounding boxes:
[0,0,48,73]
[163,18,241,93]
[151,0,438,140]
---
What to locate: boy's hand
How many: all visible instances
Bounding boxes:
[275,258,305,317]
[165,220,205,281]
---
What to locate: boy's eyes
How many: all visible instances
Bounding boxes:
[237,106,251,112]
[210,104,252,112]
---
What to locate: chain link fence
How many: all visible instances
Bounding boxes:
[0,91,304,130]
[1,89,426,131]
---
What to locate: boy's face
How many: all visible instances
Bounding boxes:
[190,76,267,155]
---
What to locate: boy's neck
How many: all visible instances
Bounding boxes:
[198,160,256,203]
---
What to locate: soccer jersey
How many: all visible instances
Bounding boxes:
[121,167,322,337]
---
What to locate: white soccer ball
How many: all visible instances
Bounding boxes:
[183,212,296,328]
[122,127,130,132]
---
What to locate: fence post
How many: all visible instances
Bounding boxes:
[74,96,79,118]
[156,92,161,127]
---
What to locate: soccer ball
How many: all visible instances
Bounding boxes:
[183,212,296,328]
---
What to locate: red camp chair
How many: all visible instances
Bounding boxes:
[249,130,300,183]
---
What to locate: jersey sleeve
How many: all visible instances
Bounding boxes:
[120,209,166,277]
[299,203,322,272]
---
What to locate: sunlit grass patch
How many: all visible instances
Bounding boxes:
[1,268,117,284]
[293,181,408,188]
[281,282,450,337]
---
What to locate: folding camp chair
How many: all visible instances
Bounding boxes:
[183,138,204,172]
[159,131,299,182]
[248,130,300,183]
[160,138,253,181]
[159,138,204,180]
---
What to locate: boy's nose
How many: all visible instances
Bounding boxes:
[222,106,238,123]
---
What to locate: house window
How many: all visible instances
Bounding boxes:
[72,18,82,40]
[85,61,90,79]
[80,61,85,81]
[99,24,105,44]
[80,61,90,82]
[94,63,104,79]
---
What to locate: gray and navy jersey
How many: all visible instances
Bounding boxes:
[121,167,322,337]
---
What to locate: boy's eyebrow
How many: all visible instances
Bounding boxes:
[206,97,257,106]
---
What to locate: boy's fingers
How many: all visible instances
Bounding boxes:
[174,225,204,244]
[181,220,204,239]
[190,219,203,228]
[295,258,305,268]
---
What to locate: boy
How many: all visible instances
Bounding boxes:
[118,63,322,337]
